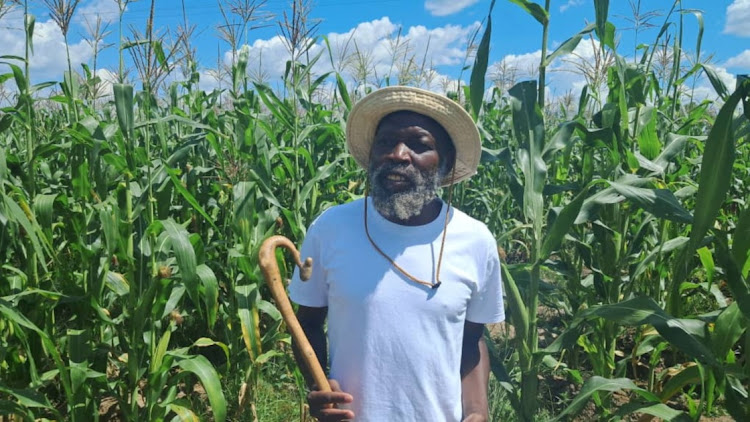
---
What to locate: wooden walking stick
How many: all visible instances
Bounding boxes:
[258,235,332,393]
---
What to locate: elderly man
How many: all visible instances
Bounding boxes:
[289,86,504,421]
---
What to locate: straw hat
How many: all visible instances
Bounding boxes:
[346,86,481,186]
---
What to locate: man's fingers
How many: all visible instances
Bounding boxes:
[307,390,353,406]
[308,379,354,420]
[315,408,355,421]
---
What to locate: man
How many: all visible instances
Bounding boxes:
[289,86,504,421]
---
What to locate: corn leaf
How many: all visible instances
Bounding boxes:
[543,23,596,67]
[507,0,548,25]
[168,403,200,422]
[173,356,227,422]
[113,84,134,139]
[733,205,750,277]
[469,0,495,120]
[196,264,219,329]
[236,284,262,361]
[609,181,693,224]
[553,376,657,421]
[161,219,200,309]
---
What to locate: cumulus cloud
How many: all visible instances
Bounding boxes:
[725,49,750,70]
[75,0,122,25]
[219,17,479,93]
[724,0,750,37]
[424,0,480,17]
[0,11,93,81]
[560,0,585,13]
[689,66,737,102]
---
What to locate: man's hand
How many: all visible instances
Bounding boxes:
[308,379,355,421]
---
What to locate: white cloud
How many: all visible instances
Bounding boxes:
[725,49,750,70]
[724,0,750,37]
[424,0,479,17]
[560,0,585,13]
[0,11,93,81]
[689,67,737,102]
[220,17,478,92]
[75,0,122,25]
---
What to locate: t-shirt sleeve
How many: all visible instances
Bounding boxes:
[466,230,505,324]
[288,216,328,307]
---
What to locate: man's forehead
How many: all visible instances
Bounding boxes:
[375,111,453,147]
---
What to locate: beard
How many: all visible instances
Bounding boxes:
[368,161,441,222]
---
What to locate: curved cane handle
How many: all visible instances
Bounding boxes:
[258,235,331,393]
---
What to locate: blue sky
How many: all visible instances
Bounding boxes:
[1,0,749,100]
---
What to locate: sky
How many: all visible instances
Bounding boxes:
[0,0,748,101]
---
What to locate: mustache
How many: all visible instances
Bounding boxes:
[370,162,423,184]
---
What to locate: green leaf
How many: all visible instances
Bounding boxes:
[168,403,200,421]
[700,64,729,100]
[669,82,750,313]
[32,193,56,232]
[192,338,230,366]
[2,193,51,269]
[594,0,612,50]
[509,81,546,232]
[24,14,35,55]
[636,107,661,160]
[659,364,701,402]
[631,237,689,282]
[236,284,263,361]
[105,271,130,296]
[113,84,134,139]
[733,205,750,277]
[8,63,28,93]
[712,303,745,360]
[67,329,90,395]
[681,9,704,61]
[697,246,715,286]
[0,386,53,409]
[609,181,693,224]
[590,297,717,365]
[161,219,200,308]
[166,168,219,232]
[543,23,596,67]
[173,356,227,422]
[151,328,172,375]
[501,264,528,343]
[0,399,36,422]
[540,185,590,260]
[554,376,647,421]
[507,0,548,25]
[542,121,579,161]
[99,204,120,256]
[614,402,691,421]
[254,83,294,130]
[469,0,495,120]
[335,73,351,111]
[196,264,219,329]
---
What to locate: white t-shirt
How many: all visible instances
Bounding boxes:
[290,197,504,421]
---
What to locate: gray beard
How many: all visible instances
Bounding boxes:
[369,162,440,222]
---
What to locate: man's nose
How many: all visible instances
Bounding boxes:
[385,142,411,163]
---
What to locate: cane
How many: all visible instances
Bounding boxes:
[258,235,332,393]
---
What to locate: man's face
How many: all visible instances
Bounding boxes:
[368,111,454,222]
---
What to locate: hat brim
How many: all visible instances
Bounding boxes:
[346,86,481,187]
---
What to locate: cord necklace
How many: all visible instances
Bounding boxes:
[363,165,456,289]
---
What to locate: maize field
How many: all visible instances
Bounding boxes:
[1,0,749,420]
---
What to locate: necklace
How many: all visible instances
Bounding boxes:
[363,166,456,289]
